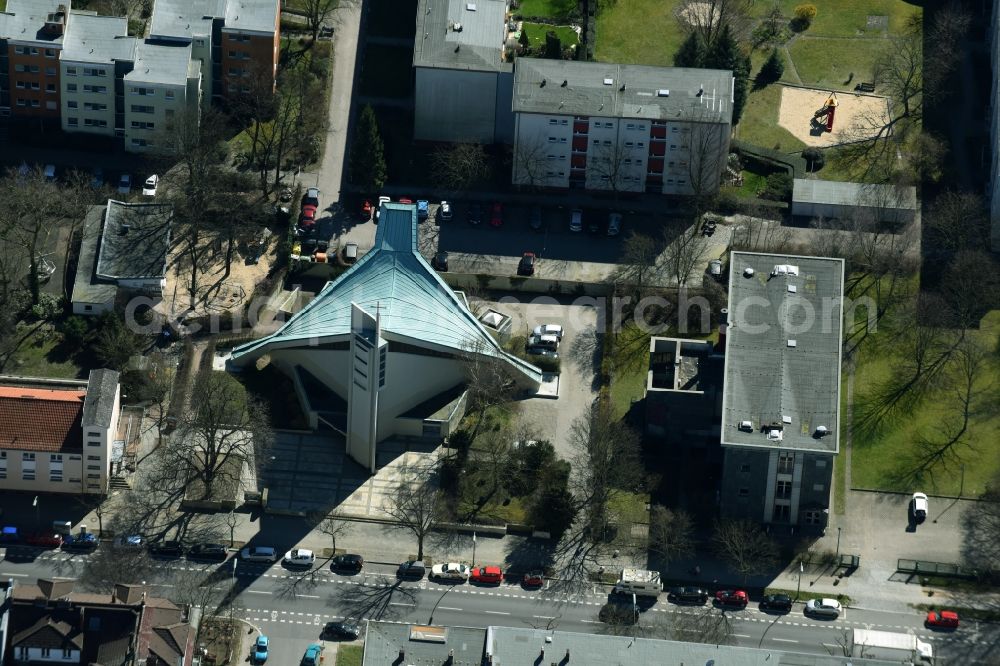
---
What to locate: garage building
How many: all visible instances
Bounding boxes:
[792,179,917,225]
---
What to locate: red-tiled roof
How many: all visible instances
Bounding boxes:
[0,387,86,453]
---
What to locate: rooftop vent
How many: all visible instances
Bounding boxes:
[619,83,626,91]
[540,78,546,87]
[603,78,614,86]
[771,264,799,276]
[466,2,477,9]
[787,284,797,293]
[561,79,568,87]
[453,22,463,31]
[815,425,830,437]
[765,427,784,441]
[119,223,131,235]
[738,420,754,433]
[743,267,755,277]
[782,415,792,424]
[657,89,669,97]
[787,339,797,347]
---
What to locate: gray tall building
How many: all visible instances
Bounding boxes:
[718,252,844,534]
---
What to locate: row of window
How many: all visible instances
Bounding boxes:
[0,452,89,461]
[131,87,174,99]
[228,34,252,43]
[13,46,57,57]
[15,81,55,92]
[228,50,252,60]
[67,118,108,128]
[65,66,107,77]
[13,64,55,75]
[14,99,57,109]
[67,101,107,111]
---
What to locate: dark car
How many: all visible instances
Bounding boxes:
[587,213,601,234]
[467,203,482,225]
[321,621,360,640]
[25,533,63,548]
[432,251,449,272]
[302,187,320,208]
[148,540,184,557]
[529,206,543,230]
[62,532,98,550]
[188,543,229,561]
[667,586,709,605]
[331,554,364,572]
[397,560,426,579]
[760,593,793,613]
[517,252,536,276]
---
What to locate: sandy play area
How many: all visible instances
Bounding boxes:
[778,85,891,148]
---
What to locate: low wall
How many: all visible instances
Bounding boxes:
[440,272,613,297]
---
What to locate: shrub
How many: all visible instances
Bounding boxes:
[793,4,817,21]
[802,147,826,172]
[60,316,89,346]
[760,172,794,201]
[756,48,785,87]
[30,293,64,321]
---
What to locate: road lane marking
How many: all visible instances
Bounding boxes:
[298,594,320,599]
[437,606,463,611]
[733,634,751,638]
[484,611,510,615]
[772,638,798,643]
[247,590,272,594]
[532,615,556,620]
[0,573,28,577]
[580,620,601,624]
[389,602,415,607]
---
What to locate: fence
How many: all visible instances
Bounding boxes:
[897,558,977,580]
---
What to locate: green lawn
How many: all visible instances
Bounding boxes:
[788,37,880,90]
[607,323,652,419]
[335,645,363,666]
[596,0,684,67]
[751,1,920,38]
[1,324,87,379]
[522,23,579,50]
[850,309,1000,496]
[735,83,806,153]
[517,0,578,19]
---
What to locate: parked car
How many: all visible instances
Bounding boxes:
[470,565,503,584]
[90,168,105,189]
[43,164,56,181]
[331,553,364,572]
[360,198,373,219]
[467,203,482,225]
[142,174,159,196]
[667,586,708,605]
[283,549,316,566]
[607,212,623,236]
[240,546,278,563]
[529,206,543,230]
[532,324,564,341]
[490,202,503,227]
[912,492,928,523]
[253,635,269,664]
[25,533,63,548]
[587,213,600,234]
[417,199,429,220]
[279,187,293,203]
[300,644,324,666]
[715,589,749,607]
[0,526,19,543]
[398,197,413,204]
[114,535,145,550]
[804,598,842,618]
[708,259,723,280]
[396,560,426,579]
[117,174,132,194]
[522,571,545,587]
[300,204,317,223]
[148,540,184,557]
[62,532,97,550]
[526,346,558,358]
[303,187,320,208]
[569,209,583,232]
[343,242,359,264]
[375,195,391,222]
[432,250,449,272]
[438,201,453,221]
[926,610,959,629]
[188,543,228,560]
[430,562,470,582]
[760,593,793,613]
[517,251,536,276]
[321,622,360,640]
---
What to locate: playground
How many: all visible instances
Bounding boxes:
[777,85,891,148]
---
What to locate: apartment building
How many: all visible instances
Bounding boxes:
[0,370,120,496]
[123,42,201,152]
[0,0,67,118]
[512,60,733,195]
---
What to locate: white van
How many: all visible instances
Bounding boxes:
[612,569,662,598]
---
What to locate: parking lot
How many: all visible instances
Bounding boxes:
[482,295,601,460]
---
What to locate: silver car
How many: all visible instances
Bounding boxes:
[805,598,842,618]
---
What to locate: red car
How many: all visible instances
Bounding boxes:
[926,610,959,628]
[715,590,749,607]
[470,565,503,584]
[25,533,64,548]
[360,199,373,219]
[300,204,317,221]
[490,202,503,227]
[522,571,544,587]
[398,197,413,204]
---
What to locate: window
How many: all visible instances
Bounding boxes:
[67,117,78,126]
[738,487,749,497]
[67,101,78,109]
[776,480,792,499]
[46,101,57,110]
[591,139,599,145]
[87,439,100,446]
[29,82,40,90]
[87,465,101,471]
[46,83,56,93]
[816,459,828,468]
[560,119,568,125]
[772,504,790,522]
[625,141,634,147]
[23,453,35,461]
[30,47,39,56]
[602,140,611,146]
[637,142,645,147]
[626,123,635,130]
[63,649,73,659]
[130,105,154,114]
[637,124,646,130]
[804,510,822,525]
[50,454,63,462]
[15,82,25,89]
[22,470,35,481]
[83,118,108,127]
[14,64,25,72]
[84,102,107,111]
[130,87,154,96]
[87,473,100,479]
[14,46,25,55]
[778,451,795,474]
[46,67,56,76]
[50,471,63,482]
[813,483,825,492]
[548,136,558,143]
[66,67,77,75]
[67,83,77,92]
[669,144,677,151]
[548,118,558,125]
[677,179,686,185]
[83,85,107,93]
[87,455,101,461]
[739,464,750,473]
[30,65,39,73]
[45,49,56,58]
[83,67,106,77]
[165,90,175,100]
[131,139,152,147]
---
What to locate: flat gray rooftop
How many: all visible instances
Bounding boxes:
[149,0,223,40]
[363,622,485,666]
[96,201,172,281]
[513,60,733,123]
[62,13,136,64]
[126,41,192,86]
[793,179,917,210]
[0,0,65,44]
[721,252,844,453]
[71,205,118,307]
[414,0,507,71]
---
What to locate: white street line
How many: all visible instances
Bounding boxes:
[0,573,28,577]
[484,611,510,615]
[437,606,463,611]
[580,620,601,624]
[532,615,556,620]
[772,638,798,643]
[389,602,415,607]
[733,634,752,638]
[297,594,320,599]
[246,590,272,595]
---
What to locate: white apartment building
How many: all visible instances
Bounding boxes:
[0,370,120,496]
[512,60,734,196]
[59,12,134,137]
[123,42,200,153]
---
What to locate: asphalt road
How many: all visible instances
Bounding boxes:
[1,549,993,664]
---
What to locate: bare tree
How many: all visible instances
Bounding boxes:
[80,542,159,592]
[923,1,972,96]
[587,141,636,202]
[382,467,442,560]
[512,131,554,190]
[668,605,736,645]
[169,371,272,501]
[925,191,990,261]
[310,512,353,554]
[610,231,664,301]
[712,519,779,584]
[432,143,492,191]
[686,117,728,221]
[647,505,695,565]
[0,166,66,305]
[962,469,1000,577]
[660,221,708,288]
[301,0,347,43]
[462,340,518,441]
[676,0,753,48]
[730,215,791,253]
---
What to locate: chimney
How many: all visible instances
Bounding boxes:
[715,308,729,353]
[42,6,67,36]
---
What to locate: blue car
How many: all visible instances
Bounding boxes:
[63,532,98,550]
[253,635,268,664]
[300,644,323,666]
[1,526,19,543]
[417,199,429,220]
